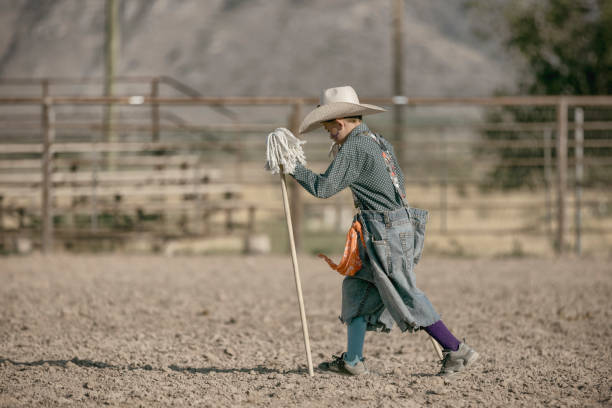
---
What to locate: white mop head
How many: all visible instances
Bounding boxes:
[265,127,307,175]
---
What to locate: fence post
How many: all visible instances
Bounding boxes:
[42,97,55,253]
[151,77,160,142]
[90,131,99,232]
[235,138,244,183]
[392,0,405,167]
[574,107,584,255]
[440,132,448,233]
[104,0,118,171]
[556,98,568,254]
[0,195,4,249]
[193,163,203,234]
[247,205,256,235]
[225,207,234,233]
[67,163,77,229]
[543,128,553,238]
[289,101,303,252]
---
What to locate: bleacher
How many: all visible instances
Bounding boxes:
[0,77,275,253]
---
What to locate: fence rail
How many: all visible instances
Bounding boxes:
[1,77,611,256]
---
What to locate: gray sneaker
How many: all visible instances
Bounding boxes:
[438,342,479,377]
[318,353,368,376]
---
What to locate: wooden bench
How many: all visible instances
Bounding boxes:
[0,155,245,231]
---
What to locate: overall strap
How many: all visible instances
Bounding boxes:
[365,132,410,208]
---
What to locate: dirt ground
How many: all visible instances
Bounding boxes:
[1,254,611,407]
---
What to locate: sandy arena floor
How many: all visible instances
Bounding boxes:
[1,254,611,407]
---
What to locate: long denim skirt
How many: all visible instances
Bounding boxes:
[340,207,440,332]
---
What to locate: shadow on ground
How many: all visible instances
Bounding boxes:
[0,357,305,375]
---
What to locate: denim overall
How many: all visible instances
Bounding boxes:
[340,133,440,332]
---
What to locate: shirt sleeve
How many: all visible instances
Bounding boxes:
[291,142,361,199]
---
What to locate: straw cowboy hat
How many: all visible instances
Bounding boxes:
[299,86,386,134]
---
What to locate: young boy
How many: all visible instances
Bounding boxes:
[289,86,478,376]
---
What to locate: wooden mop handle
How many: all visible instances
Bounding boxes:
[279,168,314,377]
[430,336,444,360]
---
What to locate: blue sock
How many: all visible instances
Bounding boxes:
[345,316,366,366]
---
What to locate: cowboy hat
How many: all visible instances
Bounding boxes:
[299,86,386,134]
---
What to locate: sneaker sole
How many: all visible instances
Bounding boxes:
[317,363,369,376]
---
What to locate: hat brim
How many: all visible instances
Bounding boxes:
[298,102,386,134]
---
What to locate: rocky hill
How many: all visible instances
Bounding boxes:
[0,0,517,98]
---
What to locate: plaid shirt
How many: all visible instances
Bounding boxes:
[292,123,406,211]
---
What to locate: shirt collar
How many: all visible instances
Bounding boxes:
[348,122,370,139]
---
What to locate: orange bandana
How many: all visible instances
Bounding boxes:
[318,220,366,276]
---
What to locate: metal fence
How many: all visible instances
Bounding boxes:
[1,77,611,256]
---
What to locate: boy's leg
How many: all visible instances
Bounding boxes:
[425,320,479,376]
[318,315,368,375]
[345,316,367,365]
[424,320,460,351]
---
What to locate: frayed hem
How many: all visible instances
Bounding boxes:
[339,314,393,333]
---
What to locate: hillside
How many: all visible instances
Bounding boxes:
[0,0,517,98]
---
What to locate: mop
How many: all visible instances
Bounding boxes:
[265,127,307,175]
[265,128,314,377]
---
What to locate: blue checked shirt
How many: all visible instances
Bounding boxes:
[291,123,406,211]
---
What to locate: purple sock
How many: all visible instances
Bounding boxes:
[425,320,461,351]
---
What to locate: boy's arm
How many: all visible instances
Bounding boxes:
[291,143,361,199]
